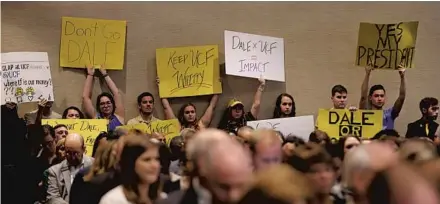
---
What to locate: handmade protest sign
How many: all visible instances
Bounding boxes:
[247,116,315,141]
[317,109,383,140]
[60,17,127,70]
[355,21,418,69]
[224,30,285,82]
[150,119,181,145]
[156,45,222,98]
[1,52,54,105]
[117,123,151,134]
[43,119,108,157]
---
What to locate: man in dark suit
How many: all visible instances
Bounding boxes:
[155,129,254,204]
[406,97,439,142]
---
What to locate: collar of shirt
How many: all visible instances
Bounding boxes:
[135,115,157,124]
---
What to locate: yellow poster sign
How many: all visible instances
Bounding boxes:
[355,21,418,69]
[117,123,151,134]
[42,119,108,156]
[317,109,383,140]
[60,17,127,70]
[150,119,181,145]
[156,45,222,98]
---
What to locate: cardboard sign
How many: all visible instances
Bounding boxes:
[317,109,383,139]
[224,30,285,82]
[247,116,315,141]
[43,119,108,156]
[1,52,54,105]
[355,21,418,69]
[156,45,222,98]
[60,17,127,70]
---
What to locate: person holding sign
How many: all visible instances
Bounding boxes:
[82,65,125,131]
[272,93,296,118]
[359,60,407,130]
[24,99,62,125]
[157,78,219,131]
[217,76,266,135]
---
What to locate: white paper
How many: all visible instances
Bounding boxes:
[224,30,285,82]
[1,52,54,105]
[247,115,315,141]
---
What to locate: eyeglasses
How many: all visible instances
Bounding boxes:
[99,101,112,106]
[65,150,81,156]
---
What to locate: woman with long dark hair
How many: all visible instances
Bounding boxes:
[62,106,85,119]
[273,93,296,118]
[217,77,265,135]
[82,65,125,130]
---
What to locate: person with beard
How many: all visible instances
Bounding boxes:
[359,60,407,130]
[127,92,159,125]
[46,133,94,203]
[217,77,265,135]
[82,64,125,130]
[406,97,439,142]
[272,93,296,118]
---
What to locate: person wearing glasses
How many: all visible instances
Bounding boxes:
[46,133,94,204]
[82,64,125,131]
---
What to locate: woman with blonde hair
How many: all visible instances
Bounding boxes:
[100,134,162,204]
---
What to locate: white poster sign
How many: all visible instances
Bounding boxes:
[247,115,315,141]
[224,30,285,82]
[1,52,54,105]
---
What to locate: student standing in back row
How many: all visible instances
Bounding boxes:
[359,61,406,130]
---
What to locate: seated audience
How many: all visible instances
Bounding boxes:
[46,133,94,203]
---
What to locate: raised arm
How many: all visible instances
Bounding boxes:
[35,99,48,125]
[250,76,266,118]
[82,66,96,119]
[391,66,406,119]
[99,66,124,120]
[359,61,374,109]
[157,77,176,120]
[199,94,219,127]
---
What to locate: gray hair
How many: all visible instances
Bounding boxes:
[341,144,371,187]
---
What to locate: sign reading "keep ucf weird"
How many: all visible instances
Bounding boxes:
[317,109,383,139]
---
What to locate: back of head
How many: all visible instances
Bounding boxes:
[399,138,438,164]
[286,142,333,173]
[248,128,282,154]
[238,164,313,204]
[84,140,118,181]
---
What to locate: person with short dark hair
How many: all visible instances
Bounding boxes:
[127,92,159,125]
[316,85,356,129]
[62,106,85,119]
[406,97,439,142]
[359,61,407,130]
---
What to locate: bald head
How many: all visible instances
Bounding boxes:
[65,133,84,147]
[237,126,254,141]
[186,128,234,162]
[197,130,254,203]
[65,133,85,165]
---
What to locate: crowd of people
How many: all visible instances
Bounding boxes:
[2,61,440,204]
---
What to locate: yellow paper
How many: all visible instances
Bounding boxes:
[317,109,383,140]
[150,119,181,145]
[355,21,418,69]
[60,17,127,70]
[156,45,222,98]
[117,123,151,134]
[42,119,108,156]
